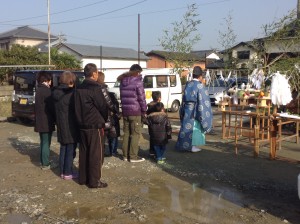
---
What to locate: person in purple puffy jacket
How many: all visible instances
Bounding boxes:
[117,64,147,162]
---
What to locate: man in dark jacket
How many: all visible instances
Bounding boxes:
[74,63,108,188]
[34,71,55,170]
[117,64,147,162]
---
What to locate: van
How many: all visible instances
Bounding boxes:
[109,68,182,112]
[11,70,84,124]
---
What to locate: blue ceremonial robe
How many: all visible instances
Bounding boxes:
[176,79,213,151]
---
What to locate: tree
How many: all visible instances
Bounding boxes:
[252,9,300,69]
[0,45,81,83]
[217,11,237,69]
[46,48,81,70]
[159,4,201,74]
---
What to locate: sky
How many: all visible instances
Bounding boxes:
[0,0,297,53]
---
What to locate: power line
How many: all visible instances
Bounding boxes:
[1,0,147,27]
[0,0,229,27]
[0,0,110,24]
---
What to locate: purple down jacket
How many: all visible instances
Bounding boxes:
[117,71,147,117]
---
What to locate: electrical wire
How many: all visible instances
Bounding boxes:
[0,0,110,24]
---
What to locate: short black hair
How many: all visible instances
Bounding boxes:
[84,63,97,77]
[151,91,161,102]
[155,102,164,112]
[37,71,52,84]
[129,64,142,72]
[192,66,203,79]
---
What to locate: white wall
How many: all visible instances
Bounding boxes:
[81,58,147,70]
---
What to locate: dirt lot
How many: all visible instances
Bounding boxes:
[0,111,300,224]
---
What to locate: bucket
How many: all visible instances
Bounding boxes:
[298,174,300,200]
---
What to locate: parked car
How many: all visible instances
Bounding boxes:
[206,77,249,105]
[108,68,182,112]
[11,70,85,124]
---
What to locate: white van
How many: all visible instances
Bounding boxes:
[108,68,182,112]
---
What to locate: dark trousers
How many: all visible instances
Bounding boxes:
[108,137,118,154]
[78,128,104,187]
[39,132,52,166]
[59,143,76,176]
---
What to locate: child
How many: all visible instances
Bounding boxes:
[146,91,161,115]
[147,102,172,164]
[146,91,161,157]
[107,91,121,156]
[97,72,121,157]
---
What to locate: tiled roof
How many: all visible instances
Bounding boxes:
[58,43,148,60]
[0,26,57,40]
[146,50,203,61]
[192,50,215,58]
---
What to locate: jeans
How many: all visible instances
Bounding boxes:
[153,145,166,161]
[59,143,76,175]
[108,137,118,154]
[39,132,52,166]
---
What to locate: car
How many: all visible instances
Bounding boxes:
[11,70,85,124]
[206,79,230,105]
[206,77,249,105]
[108,68,182,112]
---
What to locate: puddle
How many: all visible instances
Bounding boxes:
[141,179,247,222]
[6,213,31,224]
[64,206,110,220]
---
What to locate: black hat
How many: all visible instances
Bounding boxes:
[130,64,142,72]
[193,66,202,76]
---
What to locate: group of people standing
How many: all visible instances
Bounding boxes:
[33,63,213,189]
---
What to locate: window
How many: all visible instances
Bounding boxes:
[143,76,153,88]
[169,75,176,87]
[156,75,168,88]
[237,51,250,59]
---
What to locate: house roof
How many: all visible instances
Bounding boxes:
[206,60,224,69]
[57,43,148,60]
[0,26,57,40]
[146,50,204,61]
[192,50,216,58]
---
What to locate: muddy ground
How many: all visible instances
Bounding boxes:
[0,110,300,224]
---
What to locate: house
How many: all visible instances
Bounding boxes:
[54,43,148,70]
[0,26,148,70]
[223,17,300,70]
[146,50,205,77]
[223,41,259,69]
[0,26,58,50]
[192,50,220,67]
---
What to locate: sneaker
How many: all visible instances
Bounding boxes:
[157,160,166,165]
[191,146,202,153]
[41,165,50,170]
[63,173,78,180]
[130,157,145,163]
[123,157,128,161]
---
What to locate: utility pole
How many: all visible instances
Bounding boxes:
[47,0,51,68]
[138,14,140,65]
[297,0,300,19]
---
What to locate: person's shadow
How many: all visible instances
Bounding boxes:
[8,136,79,181]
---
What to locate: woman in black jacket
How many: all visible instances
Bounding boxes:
[34,71,55,170]
[52,71,78,180]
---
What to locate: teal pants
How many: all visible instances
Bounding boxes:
[122,116,142,160]
[39,132,52,166]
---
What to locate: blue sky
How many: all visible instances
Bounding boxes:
[0,0,297,52]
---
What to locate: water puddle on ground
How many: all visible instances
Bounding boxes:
[141,178,246,222]
[6,213,32,224]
